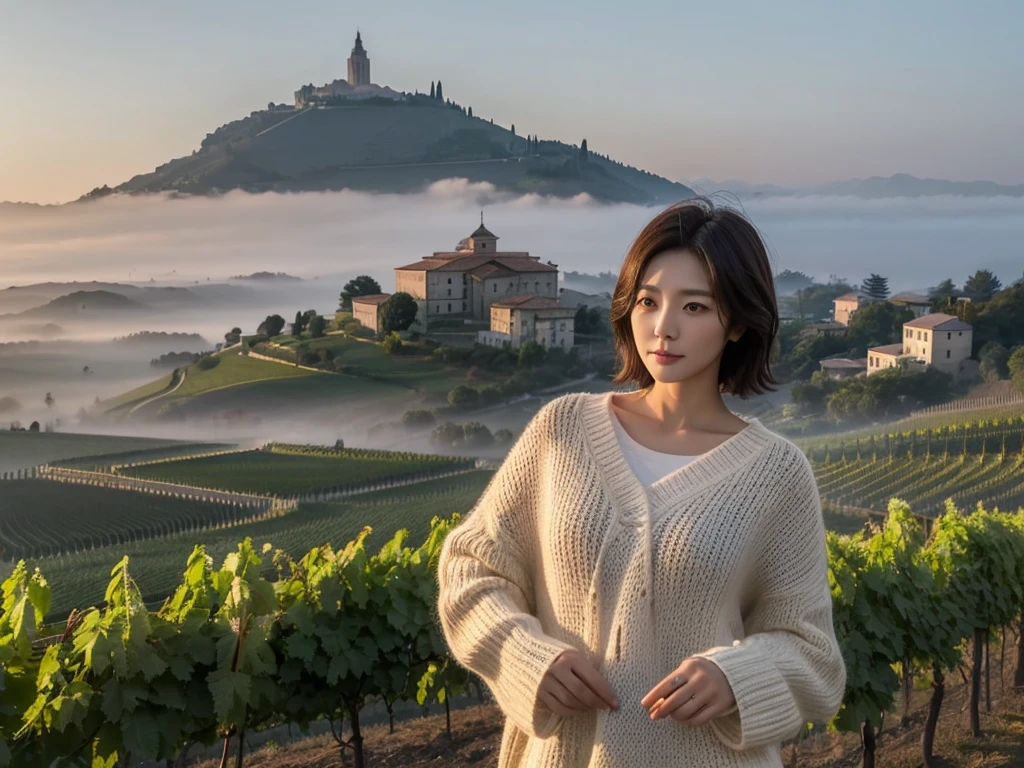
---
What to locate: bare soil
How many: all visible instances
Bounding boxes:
[194,639,1024,767]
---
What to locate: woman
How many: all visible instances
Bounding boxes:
[436,197,846,768]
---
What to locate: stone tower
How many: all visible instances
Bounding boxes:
[347,31,370,86]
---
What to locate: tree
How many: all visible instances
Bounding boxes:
[379,292,419,335]
[292,310,307,337]
[225,326,242,345]
[580,138,589,162]
[256,314,286,337]
[468,106,473,117]
[1008,346,1024,393]
[44,392,54,409]
[436,80,443,101]
[978,341,1010,383]
[927,278,958,313]
[963,269,1002,303]
[511,124,516,136]
[430,81,435,99]
[847,301,914,349]
[339,276,383,312]
[860,273,890,300]
[308,314,327,338]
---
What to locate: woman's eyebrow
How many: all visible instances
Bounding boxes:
[638,284,714,297]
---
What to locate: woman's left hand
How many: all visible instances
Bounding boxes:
[640,657,736,726]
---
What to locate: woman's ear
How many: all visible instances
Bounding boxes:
[728,326,745,343]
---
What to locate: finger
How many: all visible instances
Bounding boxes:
[651,682,705,720]
[546,679,590,712]
[667,691,712,724]
[641,673,689,709]
[567,657,620,709]
[557,667,611,711]
[539,689,574,716]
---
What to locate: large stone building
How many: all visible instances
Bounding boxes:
[358,218,575,350]
[867,313,973,378]
[394,218,562,326]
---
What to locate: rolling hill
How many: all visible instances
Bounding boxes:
[96,100,694,204]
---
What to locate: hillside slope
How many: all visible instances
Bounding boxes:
[108,103,693,204]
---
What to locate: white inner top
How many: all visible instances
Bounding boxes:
[609,406,699,487]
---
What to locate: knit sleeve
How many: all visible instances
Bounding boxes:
[693,447,846,752]
[435,399,578,740]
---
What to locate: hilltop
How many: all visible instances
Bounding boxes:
[88,99,693,205]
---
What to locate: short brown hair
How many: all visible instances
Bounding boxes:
[609,197,779,397]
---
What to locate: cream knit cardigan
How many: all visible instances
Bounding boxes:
[436,391,846,768]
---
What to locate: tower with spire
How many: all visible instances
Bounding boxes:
[347,30,370,86]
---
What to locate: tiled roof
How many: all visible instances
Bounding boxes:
[396,254,557,273]
[351,293,391,305]
[869,343,906,356]
[491,295,568,310]
[888,292,931,304]
[904,313,972,331]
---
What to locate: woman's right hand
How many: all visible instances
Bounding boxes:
[538,649,620,716]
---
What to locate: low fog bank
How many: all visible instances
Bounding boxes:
[1,183,1022,446]
[3,183,1023,309]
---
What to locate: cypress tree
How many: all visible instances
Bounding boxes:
[468,106,473,117]
[511,123,515,136]
[430,81,435,99]
[436,80,443,101]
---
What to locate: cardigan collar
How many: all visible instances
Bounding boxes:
[580,391,775,521]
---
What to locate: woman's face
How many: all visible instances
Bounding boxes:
[629,248,742,385]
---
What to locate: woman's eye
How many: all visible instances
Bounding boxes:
[686,302,706,312]
[636,297,653,307]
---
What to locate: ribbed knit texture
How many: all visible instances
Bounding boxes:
[436,391,846,768]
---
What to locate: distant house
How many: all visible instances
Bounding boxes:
[818,356,867,379]
[867,312,973,378]
[350,294,391,333]
[866,343,914,375]
[477,295,576,351]
[833,291,935,326]
[887,292,932,318]
[832,293,883,326]
[900,313,973,377]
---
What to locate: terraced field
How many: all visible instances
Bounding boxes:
[116,443,475,496]
[5,470,496,622]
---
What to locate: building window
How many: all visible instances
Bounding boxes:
[916,331,921,340]
[447,277,451,284]
[958,331,962,336]
[462,301,466,311]
[482,243,486,249]
[447,303,451,312]
[559,322,565,331]
[924,332,928,341]
[946,349,951,358]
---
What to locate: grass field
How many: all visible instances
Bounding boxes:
[97,371,175,412]
[0,431,198,473]
[117,445,474,496]
[268,332,483,394]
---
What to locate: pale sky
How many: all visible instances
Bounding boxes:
[1,0,1020,204]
